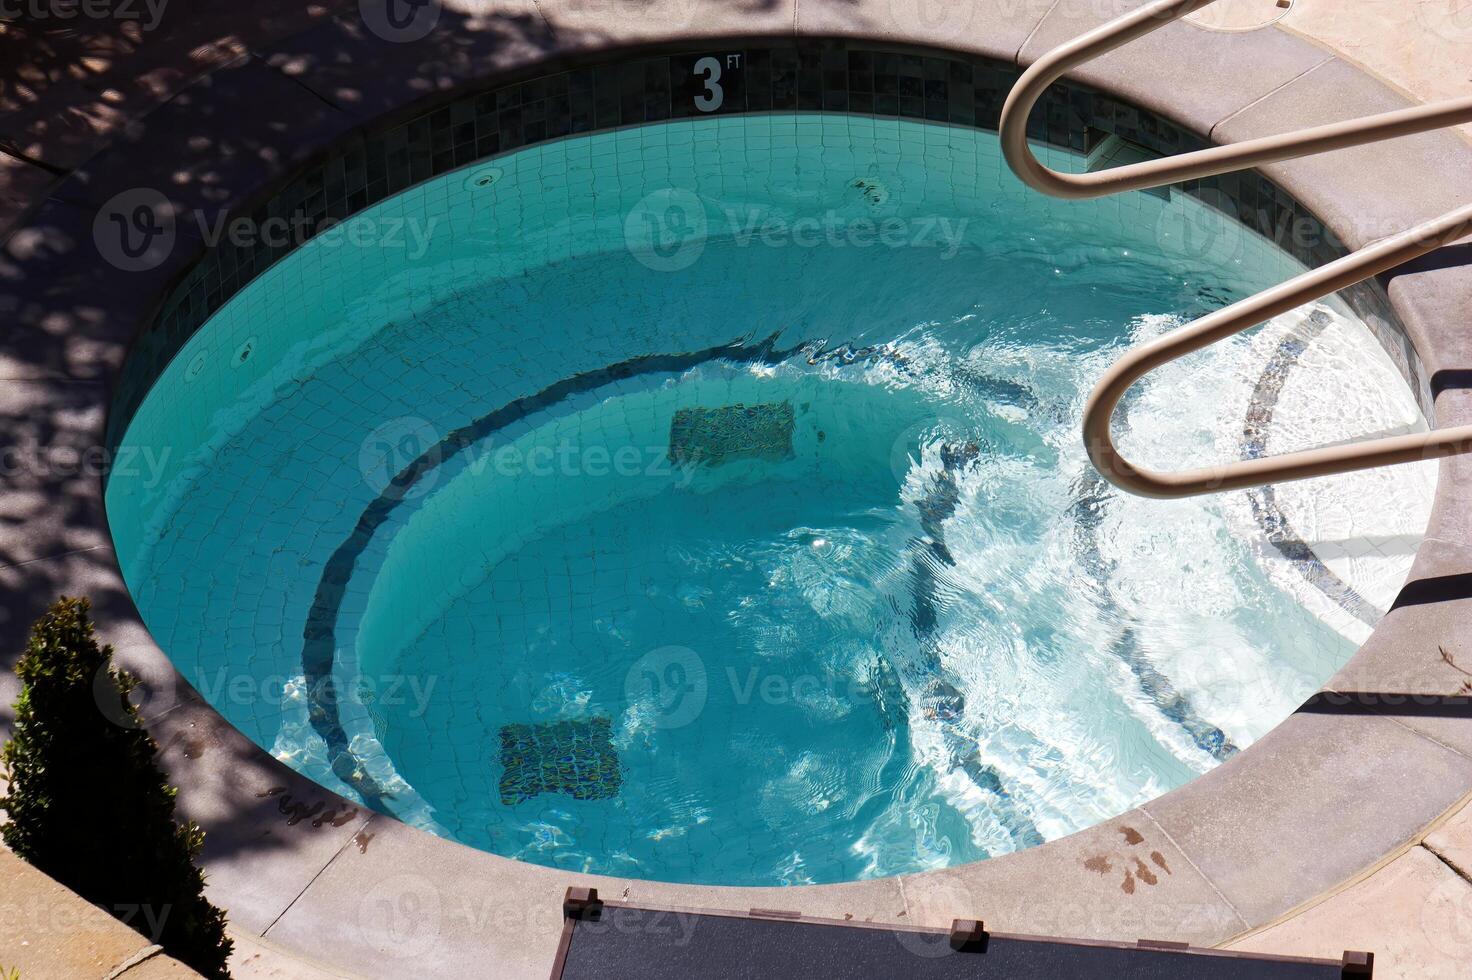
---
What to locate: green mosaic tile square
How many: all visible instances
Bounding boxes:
[498,717,622,806]
[668,401,795,466]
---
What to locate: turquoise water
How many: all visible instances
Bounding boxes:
[108,114,1359,885]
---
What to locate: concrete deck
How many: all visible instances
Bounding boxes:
[0,845,199,978]
[2,3,1470,978]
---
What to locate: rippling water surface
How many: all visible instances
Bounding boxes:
[108,115,1418,884]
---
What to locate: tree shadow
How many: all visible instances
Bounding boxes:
[0,1,353,167]
[0,0,802,918]
[1,0,796,176]
[1298,692,1472,719]
[1390,571,1472,611]
[1383,241,1472,280]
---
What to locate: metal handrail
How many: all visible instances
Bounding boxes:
[999,0,1472,498]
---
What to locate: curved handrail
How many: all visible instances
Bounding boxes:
[1000,0,1472,497]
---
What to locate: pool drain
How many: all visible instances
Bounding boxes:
[184,350,208,383]
[463,166,504,190]
[232,337,256,367]
[851,177,890,207]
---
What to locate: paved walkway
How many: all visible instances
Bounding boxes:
[1228,793,1472,979]
[1183,0,1472,144]
[0,844,199,978]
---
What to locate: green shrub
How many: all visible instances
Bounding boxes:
[1,597,233,978]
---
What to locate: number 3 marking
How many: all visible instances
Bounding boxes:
[694,56,723,113]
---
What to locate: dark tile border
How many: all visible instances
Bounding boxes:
[1242,311,1386,629]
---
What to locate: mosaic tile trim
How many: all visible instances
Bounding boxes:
[1242,312,1385,628]
[1340,281,1431,414]
[667,401,795,466]
[105,39,1424,452]
[1067,469,1240,763]
[498,717,622,806]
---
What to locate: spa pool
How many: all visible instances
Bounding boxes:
[105,113,1428,885]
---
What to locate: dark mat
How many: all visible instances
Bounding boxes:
[555,903,1359,980]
